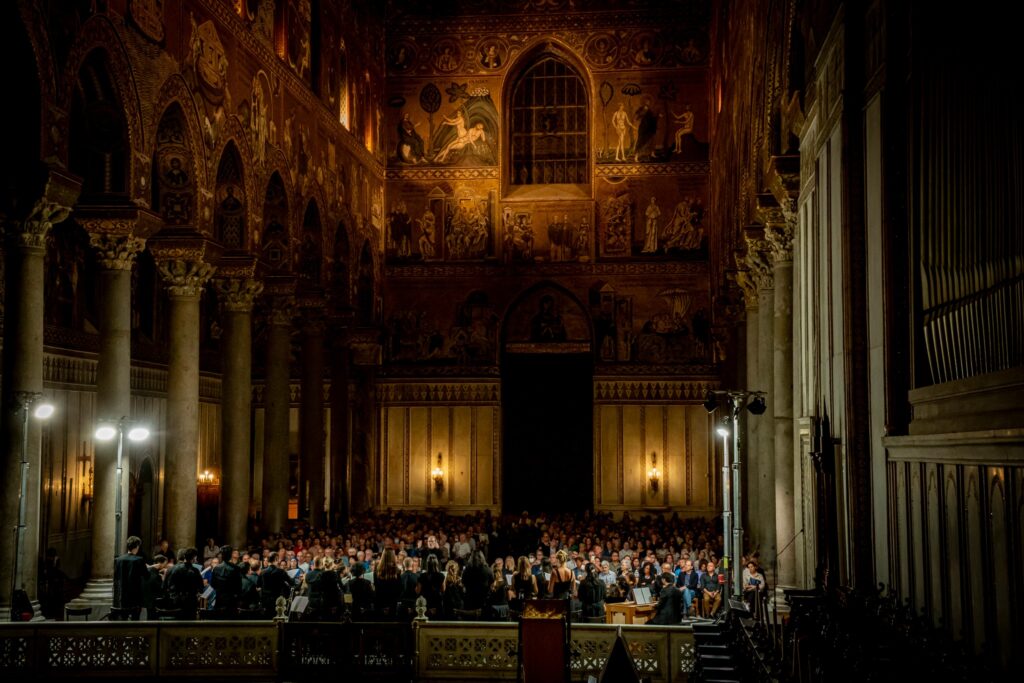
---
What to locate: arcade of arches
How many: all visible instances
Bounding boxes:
[0,0,1020,671]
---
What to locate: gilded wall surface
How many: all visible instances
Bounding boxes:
[380,0,720,512]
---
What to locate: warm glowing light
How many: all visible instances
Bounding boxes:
[432,453,445,491]
[648,452,660,491]
[198,470,218,486]
[34,403,55,419]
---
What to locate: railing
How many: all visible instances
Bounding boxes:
[0,620,696,682]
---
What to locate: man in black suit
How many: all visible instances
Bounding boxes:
[210,545,242,614]
[113,535,148,620]
[651,569,683,625]
[257,552,292,618]
[164,548,203,619]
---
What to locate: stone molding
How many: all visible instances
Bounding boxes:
[377,381,501,405]
[593,378,719,403]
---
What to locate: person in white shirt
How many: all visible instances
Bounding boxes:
[598,561,617,587]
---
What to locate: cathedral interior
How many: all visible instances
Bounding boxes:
[0,0,1021,678]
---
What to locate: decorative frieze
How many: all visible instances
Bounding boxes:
[592,378,719,403]
[743,231,774,290]
[377,382,501,405]
[594,161,711,177]
[386,260,708,278]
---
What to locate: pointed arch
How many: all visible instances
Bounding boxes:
[152,103,198,228]
[60,15,146,194]
[150,74,209,209]
[214,141,247,249]
[69,49,131,198]
[298,198,324,286]
[331,217,351,308]
[261,171,291,273]
[504,38,592,188]
[500,280,593,349]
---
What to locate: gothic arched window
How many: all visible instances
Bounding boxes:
[509,55,589,185]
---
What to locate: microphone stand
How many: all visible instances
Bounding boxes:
[770,528,804,659]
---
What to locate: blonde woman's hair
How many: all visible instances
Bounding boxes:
[516,555,532,578]
[322,557,335,572]
[556,550,568,566]
[444,560,462,588]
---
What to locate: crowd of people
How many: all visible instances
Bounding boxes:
[107,510,766,623]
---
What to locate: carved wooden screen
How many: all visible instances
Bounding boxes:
[510,56,589,185]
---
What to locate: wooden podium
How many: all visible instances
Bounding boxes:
[605,601,656,625]
[519,599,571,683]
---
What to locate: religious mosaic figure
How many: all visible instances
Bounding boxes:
[612,102,631,162]
[395,113,425,163]
[530,294,567,343]
[672,104,695,154]
[642,197,661,253]
[633,98,658,161]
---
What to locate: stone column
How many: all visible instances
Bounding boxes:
[1,197,73,616]
[215,276,263,548]
[735,254,761,542]
[299,310,326,528]
[154,257,215,552]
[768,220,796,586]
[79,231,147,612]
[262,292,294,534]
[745,231,775,565]
[328,331,350,527]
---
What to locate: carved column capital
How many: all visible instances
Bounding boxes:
[7,198,72,249]
[766,220,796,264]
[733,251,759,309]
[156,259,217,299]
[743,234,775,290]
[266,296,296,326]
[89,234,147,270]
[215,277,264,313]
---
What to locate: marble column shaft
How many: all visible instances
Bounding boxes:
[757,287,776,562]
[0,200,71,609]
[216,278,263,548]
[157,259,215,552]
[770,227,796,586]
[90,235,145,575]
[328,339,350,527]
[262,301,293,534]
[299,315,326,528]
[744,299,761,543]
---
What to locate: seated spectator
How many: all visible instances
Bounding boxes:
[598,561,617,587]
[743,560,766,613]
[676,560,699,618]
[701,560,723,616]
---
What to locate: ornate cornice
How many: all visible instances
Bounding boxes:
[593,378,720,403]
[594,161,711,177]
[378,381,501,405]
[385,166,499,181]
[732,251,758,309]
[89,234,146,271]
[756,193,794,264]
[385,260,708,278]
[215,277,264,313]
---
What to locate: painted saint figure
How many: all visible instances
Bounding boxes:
[671,104,695,154]
[396,113,425,163]
[642,197,661,253]
[612,103,632,162]
[633,98,659,162]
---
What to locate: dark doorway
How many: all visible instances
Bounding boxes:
[502,353,593,513]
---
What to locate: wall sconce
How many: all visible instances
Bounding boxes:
[431,453,445,493]
[648,451,660,492]
[197,469,219,486]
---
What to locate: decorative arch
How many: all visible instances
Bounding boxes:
[261,171,291,273]
[501,280,593,351]
[149,74,209,215]
[297,198,323,286]
[356,240,375,325]
[69,49,131,198]
[503,39,591,187]
[60,15,146,193]
[331,217,351,308]
[152,103,198,228]
[214,141,246,249]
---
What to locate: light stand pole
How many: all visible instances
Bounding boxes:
[704,389,767,608]
[9,392,54,620]
[718,419,732,601]
[95,419,150,560]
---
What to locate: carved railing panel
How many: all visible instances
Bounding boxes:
[159,625,275,675]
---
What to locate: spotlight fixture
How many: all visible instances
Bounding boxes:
[716,418,731,438]
[33,403,55,419]
[127,426,150,442]
[703,391,719,413]
[747,395,767,415]
[94,425,117,441]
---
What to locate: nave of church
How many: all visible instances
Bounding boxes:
[0,1,1020,680]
